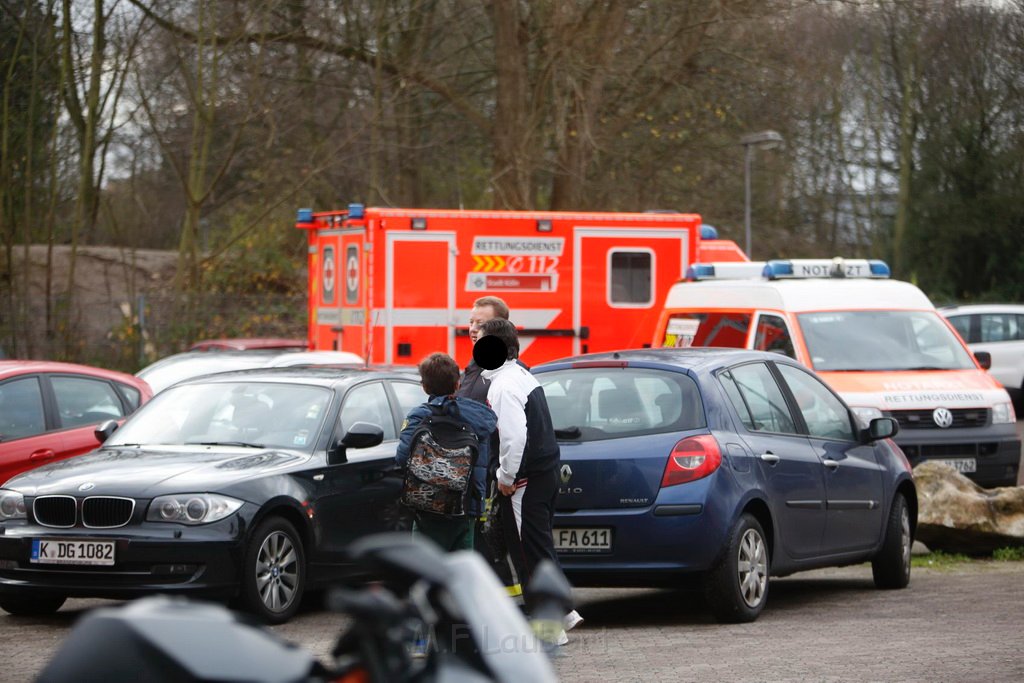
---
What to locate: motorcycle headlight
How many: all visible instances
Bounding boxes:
[0,490,26,521]
[850,406,884,427]
[992,402,1016,425]
[146,494,243,525]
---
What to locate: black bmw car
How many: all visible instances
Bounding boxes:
[0,367,426,623]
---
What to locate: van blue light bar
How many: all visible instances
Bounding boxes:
[296,208,313,223]
[868,260,891,277]
[686,262,768,281]
[686,264,716,280]
[347,203,365,219]
[763,258,891,280]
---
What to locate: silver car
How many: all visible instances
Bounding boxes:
[941,304,1024,403]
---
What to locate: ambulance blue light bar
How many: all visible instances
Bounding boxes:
[685,261,768,281]
[762,258,890,280]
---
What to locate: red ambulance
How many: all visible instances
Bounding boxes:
[297,205,745,367]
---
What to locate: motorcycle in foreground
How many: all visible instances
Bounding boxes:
[36,532,570,683]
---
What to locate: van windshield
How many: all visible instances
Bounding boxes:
[797,310,976,371]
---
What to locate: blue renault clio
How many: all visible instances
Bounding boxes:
[533,348,917,623]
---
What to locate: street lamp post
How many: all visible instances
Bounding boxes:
[740,130,784,259]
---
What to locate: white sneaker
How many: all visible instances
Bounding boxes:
[556,628,569,646]
[564,609,583,631]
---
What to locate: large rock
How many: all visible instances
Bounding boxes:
[913,461,1024,555]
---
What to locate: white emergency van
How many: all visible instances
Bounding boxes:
[652,258,1021,488]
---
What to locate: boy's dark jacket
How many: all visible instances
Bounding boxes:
[395,395,497,517]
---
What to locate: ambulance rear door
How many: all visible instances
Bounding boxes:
[386,231,455,364]
[338,230,368,357]
[575,227,690,355]
[312,230,343,351]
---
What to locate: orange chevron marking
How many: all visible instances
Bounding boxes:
[473,255,508,272]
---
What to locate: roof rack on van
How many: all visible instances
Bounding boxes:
[685,257,890,282]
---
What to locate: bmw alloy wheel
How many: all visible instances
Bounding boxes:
[737,528,768,608]
[255,530,299,613]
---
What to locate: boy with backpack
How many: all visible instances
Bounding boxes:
[395,352,497,551]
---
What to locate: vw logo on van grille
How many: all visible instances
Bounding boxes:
[932,407,954,429]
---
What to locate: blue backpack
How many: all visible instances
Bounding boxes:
[400,403,480,517]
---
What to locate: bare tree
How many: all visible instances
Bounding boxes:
[58,0,140,352]
[126,0,785,211]
[1,0,61,357]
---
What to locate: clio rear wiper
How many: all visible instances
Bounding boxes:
[555,426,582,440]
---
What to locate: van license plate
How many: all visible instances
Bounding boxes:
[555,528,612,553]
[933,458,976,474]
[31,539,115,566]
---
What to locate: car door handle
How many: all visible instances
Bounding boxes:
[759,452,780,465]
[30,449,56,461]
[823,459,839,469]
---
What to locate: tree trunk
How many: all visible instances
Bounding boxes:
[491,0,530,209]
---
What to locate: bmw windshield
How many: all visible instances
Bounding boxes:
[108,381,332,451]
[797,310,977,372]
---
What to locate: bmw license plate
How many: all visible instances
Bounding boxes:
[555,527,612,553]
[933,458,977,474]
[31,539,115,566]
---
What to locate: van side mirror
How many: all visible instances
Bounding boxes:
[94,420,119,444]
[328,421,385,465]
[974,351,992,370]
[864,416,899,442]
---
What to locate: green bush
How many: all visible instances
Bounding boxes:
[911,551,971,568]
[992,546,1024,562]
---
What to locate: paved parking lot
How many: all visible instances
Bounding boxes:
[3,561,1023,682]
[3,426,1021,681]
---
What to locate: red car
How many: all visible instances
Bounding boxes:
[188,338,309,352]
[0,361,153,485]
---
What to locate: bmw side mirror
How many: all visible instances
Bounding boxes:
[328,422,385,465]
[94,420,119,444]
[865,416,899,442]
[974,351,992,370]
[342,422,384,449]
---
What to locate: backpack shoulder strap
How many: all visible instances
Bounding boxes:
[446,397,464,421]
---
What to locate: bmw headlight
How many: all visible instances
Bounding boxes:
[146,494,243,525]
[850,406,884,427]
[0,490,26,521]
[992,402,1016,425]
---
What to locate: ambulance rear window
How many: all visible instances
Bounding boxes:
[609,250,653,306]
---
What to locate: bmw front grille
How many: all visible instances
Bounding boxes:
[32,495,77,528]
[83,497,135,528]
[32,495,136,528]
